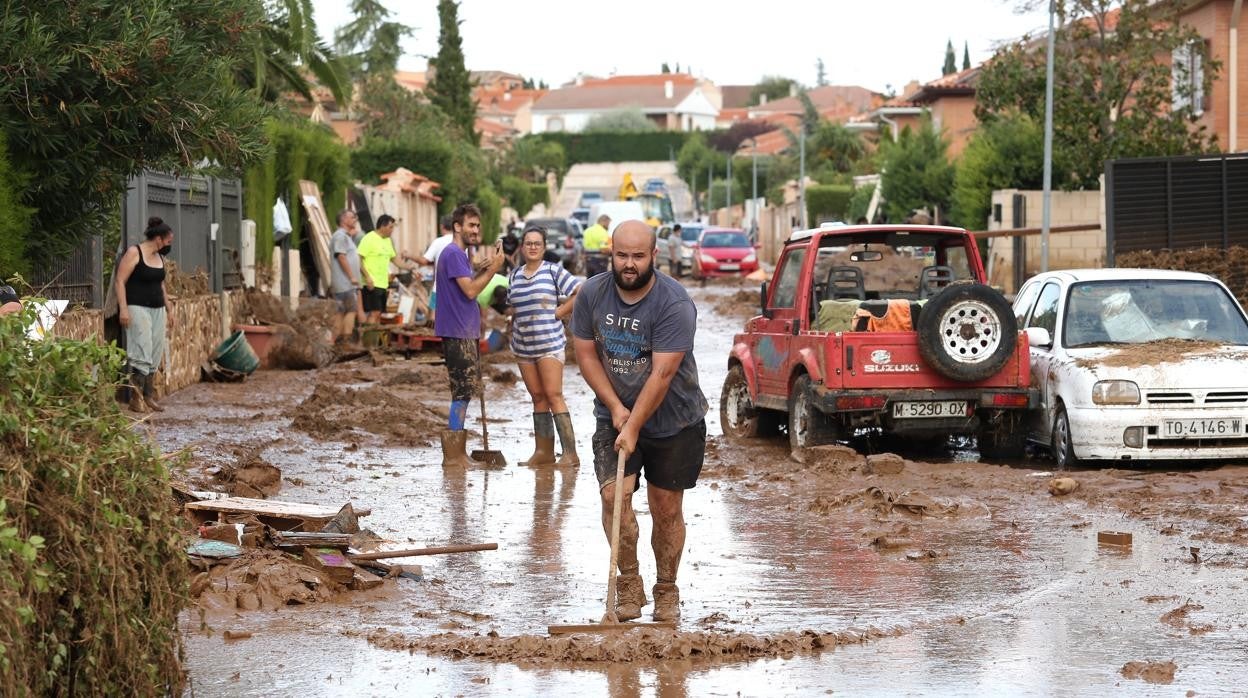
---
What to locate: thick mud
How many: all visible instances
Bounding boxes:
[157,279,1248,696]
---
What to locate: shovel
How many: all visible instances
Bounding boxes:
[470,351,506,465]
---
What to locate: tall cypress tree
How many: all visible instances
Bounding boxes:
[427,0,477,142]
[962,41,971,71]
[942,39,957,75]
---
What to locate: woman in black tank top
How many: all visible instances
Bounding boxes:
[114,217,175,413]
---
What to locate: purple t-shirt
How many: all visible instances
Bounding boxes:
[434,243,479,339]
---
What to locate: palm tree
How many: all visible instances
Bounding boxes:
[241,0,350,107]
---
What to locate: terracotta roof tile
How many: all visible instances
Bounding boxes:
[532,83,698,112]
[580,73,700,87]
[750,85,881,117]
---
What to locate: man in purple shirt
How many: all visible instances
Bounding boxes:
[436,202,505,467]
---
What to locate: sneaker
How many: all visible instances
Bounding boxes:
[614,573,646,621]
[652,582,680,622]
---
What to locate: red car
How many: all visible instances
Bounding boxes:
[692,228,758,279]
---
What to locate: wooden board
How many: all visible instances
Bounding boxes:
[185,497,371,531]
[350,568,384,591]
[298,180,337,296]
[303,547,356,585]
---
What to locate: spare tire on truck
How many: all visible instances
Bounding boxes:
[916,281,1017,382]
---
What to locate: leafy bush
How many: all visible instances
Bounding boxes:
[950,114,1047,230]
[583,108,659,133]
[0,139,35,277]
[879,118,954,222]
[806,184,853,224]
[0,310,186,695]
[532,132,698,166]
[847,183,876,223]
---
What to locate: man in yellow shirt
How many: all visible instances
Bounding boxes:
[356,214,398,323]
[582,214,611,277]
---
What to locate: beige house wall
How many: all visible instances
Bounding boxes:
[985,188,1106,294]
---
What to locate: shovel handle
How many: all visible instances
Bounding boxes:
[603,449,627,620]
[476,351,489,451]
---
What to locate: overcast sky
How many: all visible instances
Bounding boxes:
[311,1,1050,93]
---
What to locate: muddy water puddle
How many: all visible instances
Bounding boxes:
[166,282,1248,695]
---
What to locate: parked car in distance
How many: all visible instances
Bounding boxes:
[588,201,646,236]
[1013,268,1248,468]
[579,191,604,208]
[571,207,590,226]
[665,223,703,276]
[692,228,759,279]
[524,217,584,274]
[642,177,668,195]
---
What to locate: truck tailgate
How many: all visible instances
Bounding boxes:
[838,332,1030,390]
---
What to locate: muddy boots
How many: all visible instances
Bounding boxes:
[127,370,149,413]
[520,412,557,466]
[440,430,473,468]
[553,412,579,467]
[614,574,647,621]
[652,583,680,622]
[142,373,165,412]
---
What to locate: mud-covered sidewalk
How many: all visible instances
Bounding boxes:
[163,280,1248,696]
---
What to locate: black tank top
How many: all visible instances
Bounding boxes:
[124,245,166,308]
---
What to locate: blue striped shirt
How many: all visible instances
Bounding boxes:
[508,262,581,358]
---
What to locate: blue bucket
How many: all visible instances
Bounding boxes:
[211,330,260,375]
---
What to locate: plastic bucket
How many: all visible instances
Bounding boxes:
[212,330,260,375]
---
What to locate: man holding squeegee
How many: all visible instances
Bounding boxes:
[572,220,708,622]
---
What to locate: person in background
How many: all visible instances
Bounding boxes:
[0,285,20,317]
[412,214,455,320]
[582,214,611,277]
[115,216,176,413]
[329,209,364,343]
[435,203,505,467]
[356,214,399,324]
[509,223,583,467]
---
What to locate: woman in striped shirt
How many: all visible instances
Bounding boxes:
[509,223,583,466]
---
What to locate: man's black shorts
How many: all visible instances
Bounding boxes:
[442,337,479,402]
[592,419,706,492]
[361,287,388,313]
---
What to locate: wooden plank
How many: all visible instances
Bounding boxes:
[298,180,337,296]
[350,568,384,591]
[302,546,356,585]
[972,223,1100,240]
[348,543,498,561]
[273,532,352,550]
[547,622,676,635]
[185,497,371,525]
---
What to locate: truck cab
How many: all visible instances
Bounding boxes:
[722,224,1037,457]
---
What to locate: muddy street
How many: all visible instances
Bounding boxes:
[166,280,1248,696]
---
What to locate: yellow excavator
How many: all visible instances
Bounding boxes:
[618,173,675,230]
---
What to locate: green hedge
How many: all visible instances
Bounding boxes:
[244,119,350,261]
[806,184,853,224]
[0,138,35,278]
[529,131,705,165]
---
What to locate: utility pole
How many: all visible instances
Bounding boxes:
[1041,0,1057,273]
[751,138,759,234]
[798,125,807,229]
[691,169,698,218]
[726,153,733,214]
[707,162,713,221]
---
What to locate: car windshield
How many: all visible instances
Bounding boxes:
[811,234,974,300]
[1063,279,1248,347]
[702,232,750,248]
[680,226,702,242]
[530,219,570,234]
[637,195,674,224]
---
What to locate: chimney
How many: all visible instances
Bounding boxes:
[664,80,673,99]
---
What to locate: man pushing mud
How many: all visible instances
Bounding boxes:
[571,220,708,622]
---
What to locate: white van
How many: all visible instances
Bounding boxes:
[588,201,646,235]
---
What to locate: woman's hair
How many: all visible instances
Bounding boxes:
[521,224,547,246]
[144,216,172,240]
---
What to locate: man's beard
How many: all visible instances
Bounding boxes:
[612,258,654,291]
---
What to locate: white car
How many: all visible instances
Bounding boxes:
[1013,269,1248,468]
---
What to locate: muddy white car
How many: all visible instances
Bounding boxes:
[1013,269,1248,467]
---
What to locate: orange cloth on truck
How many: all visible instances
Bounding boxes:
[855,299,913,332]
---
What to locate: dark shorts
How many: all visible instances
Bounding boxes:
[362,287,388,313]
[442,337,479,402]
[333,289,359,313]
[593,419,706,492]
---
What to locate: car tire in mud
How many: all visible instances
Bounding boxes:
[917,281,1017,383]
[1051,404,1081,470]
[788,374,836,451]
[721,364,781,439]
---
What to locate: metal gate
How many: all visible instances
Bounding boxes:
[1105,153,1248,265]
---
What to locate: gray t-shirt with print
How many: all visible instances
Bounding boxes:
[329,228,361,294]
[571,272,708,438]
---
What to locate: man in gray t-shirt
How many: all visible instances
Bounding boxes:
[329,209,363,342]
[572,220,708,624]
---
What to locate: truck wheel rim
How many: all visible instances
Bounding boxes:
[939,300,1003,364]
[794,392,809,446]
[725,380,750,430]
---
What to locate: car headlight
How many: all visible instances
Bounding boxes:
[699,253,717,264]
[743,252,756,263]
[1092,380,1140,405]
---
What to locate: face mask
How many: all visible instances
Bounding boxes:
[159,244,172,256]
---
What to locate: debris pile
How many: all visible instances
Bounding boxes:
[286,383,445,445]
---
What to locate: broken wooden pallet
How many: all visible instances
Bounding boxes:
[184,497,371,532]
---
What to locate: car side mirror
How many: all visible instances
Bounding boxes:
[1026,327,1052,348]
[760,281,772,319]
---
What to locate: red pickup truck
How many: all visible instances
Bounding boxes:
[721,224,1037,458]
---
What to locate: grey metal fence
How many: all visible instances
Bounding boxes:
[27,234,104,308]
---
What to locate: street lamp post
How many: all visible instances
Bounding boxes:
[727,151,733,215]
[798,125,807,229]
[1041,0,1057,273]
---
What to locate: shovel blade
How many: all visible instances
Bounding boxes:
[471,450,507,466]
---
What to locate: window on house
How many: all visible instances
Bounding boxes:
[1172,40,1209,116]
